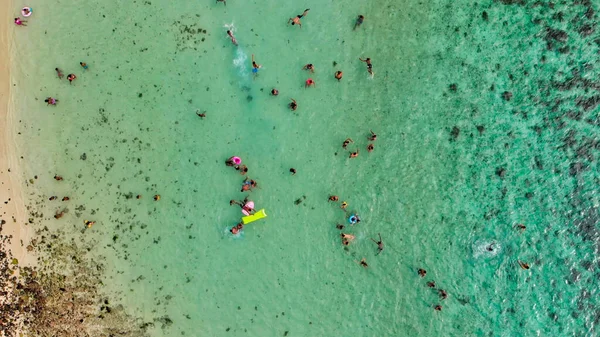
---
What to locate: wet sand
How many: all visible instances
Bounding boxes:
[0,0,34,265]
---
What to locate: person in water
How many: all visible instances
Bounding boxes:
[153,194,161,201]
[341,201,348,209]
[518,260,530,270]
[303,64,315,73]
[349,149,359,158]
[368,130,377,141]
[418,268,427,277]
[80,62,89,70]
[14,18,26,26]
[358,258,368,268]
[367,144,374,152]
[45,97,58,106]
[354,15,365,30]
[439,289,448,299]
[271,88,279,96]
[241,177,257,192]
[216,0,226,5]
[341,233,355,246]
[288,8,310,28]
[328,195,339,202]
[196,110,206,118]
[427,281,436,288]
[227,30,238,46]
[235,164,248,175]
[342,138,353,149]
[251,54,261,77]
[335,71,343,81]
[67,73,77,84]
[305,78,315,88]
[54,175,63,181]
[371,233,384,253]
[84,220,96,228]
[22,8,32,16]
[290,168,296,175]
[55,68,64,79]
[359,57,373,75]
[289,98,298,111]
[434,305,442,311]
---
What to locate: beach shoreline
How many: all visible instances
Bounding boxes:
[0,0,35,268]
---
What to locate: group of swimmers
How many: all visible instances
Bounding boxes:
[222,8,372,114]
[225,157,260,234]
[343,130,377,158]
[45,63,89,106]
[417,268,448,311]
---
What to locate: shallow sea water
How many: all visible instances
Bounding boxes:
[8,0,600,336]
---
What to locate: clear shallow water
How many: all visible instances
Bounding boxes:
[9,0,600,336]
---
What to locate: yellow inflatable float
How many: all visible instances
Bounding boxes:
[242,209,267,224]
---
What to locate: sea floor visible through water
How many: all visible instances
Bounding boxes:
[8,0,600,336]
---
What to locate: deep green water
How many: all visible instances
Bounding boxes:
[9,0,600,336]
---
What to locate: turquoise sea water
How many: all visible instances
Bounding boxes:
[9,0,600,336]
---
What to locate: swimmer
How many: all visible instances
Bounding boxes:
[251,54,261,77]
[136,195,142,199]
[14,18,26,26]
[231,226,239,234]
[241,177,257,192]
[55,68,64,79]
[288,8,310,28]
[196,110,206,118]
[302,64,315,73]
[271,88,279,96]
[235,164,248,175]
[336,224,345,230]
[225,158,236,166]
[49,196,57,201]
[230,199,241,206]
[289,98,298,111]
[439,289,448,299]
[434,305,442,311]
[80,62,88,70]
[354,15,365,30]
[427,281,436,288]
[335,71,343,81]
[368,130,377,141]
[153,194,161,201]
[54,210,65,219]
[349,150,359,158]
[84,220,96,228]
[216,0,226,5]
[358,258,368,268]
[367,144,374,152]
[518,260,530,270]
[22,7,32,16]
[371,233,384,254]
[67,73,77,84]
[341,233,355,242]
[290,168,296,175]
[359,57,373,76]
[328,195,339,202]
[418,268,427,277]
[515,223,526,232]
[54,175,63,181]
[45,97,58,106]
[62,197,70,201]
[342,138,353,149]
[305,78,315,88]
[227,30,238,46]
[340,201,348,209]
[486,243,495,252]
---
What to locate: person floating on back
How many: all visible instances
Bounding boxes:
[354,15,365,30]
[288,9,310,28]
[371,233,384,254]
[359,57,373,76]
[227,30,238,46]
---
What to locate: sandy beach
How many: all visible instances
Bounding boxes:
[0,2,34,266]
